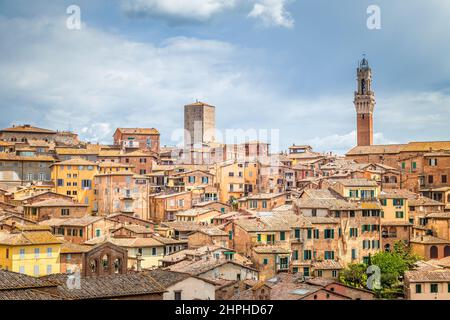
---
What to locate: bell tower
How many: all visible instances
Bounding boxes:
[354,56,375,146]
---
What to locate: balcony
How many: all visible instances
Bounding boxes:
[382,231,398,238]
[122,141,140,149]
[119,190,134,200]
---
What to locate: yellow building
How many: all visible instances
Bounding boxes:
[244,161,259,194]
[0,231,62,277]
[98,161,134,174]
[51,158,99,213]
[215,161,245,203]
[379,189,411,222]
[331,179,380,201]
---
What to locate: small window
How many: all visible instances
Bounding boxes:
[430,283,438,293]
[174,291,182,300]
[415,284,422,294]
[34,265,40,276]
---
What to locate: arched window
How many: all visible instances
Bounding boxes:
[113,258,122,274]
[444,246,450,257]
[102,254,110,272]
[89,259,98,274]
[430,246,438,259]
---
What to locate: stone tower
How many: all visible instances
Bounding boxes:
[184,101,216,148]
[354,56,375,146]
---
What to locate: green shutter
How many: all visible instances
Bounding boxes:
[280,231,286,241]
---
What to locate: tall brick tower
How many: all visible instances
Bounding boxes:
[184,101,216,148]
[354,56,375,146]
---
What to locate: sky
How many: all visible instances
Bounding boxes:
[0,0,449,154]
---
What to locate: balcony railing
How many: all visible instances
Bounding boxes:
[123,141,140,148]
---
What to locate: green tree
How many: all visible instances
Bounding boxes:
[370,241,420,298]
[339,263,367,288]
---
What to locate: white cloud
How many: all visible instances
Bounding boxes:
[122,0,237,23]
[304,131,398,155]
[122,0,295,28]
[248,0,294,28]
[0,12,449,153]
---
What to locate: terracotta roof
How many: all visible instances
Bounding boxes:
[0,125,56,134]
[410,235,450,244]
[381,220,412,226]
[166,259,255,276]
[151,235,187,245]
[193,227,228,237]
[253,245,290,254]
[175,208,218,217]
[193,201,230,208]
[13,224,52,232]
[0,289,62,300]
[161,221,202,232]
[409,197,444,207]
[346,144,405,156]
[98,150,121,157]
[60,242,92,254]
[0,154,55,162]
[0,270,57,290]
[0,231,62,245]
[312,260,344,270]
[112,224,154,234]
[235,216,292,232]
[405,269,450,282]
[41,273,165,299]
[426,212,450,219]
[115,128,160,135]
[84,236,164,248]
[303,216,340,224]
[379,189,417,199]
[401,141,450,152]
[25,198,88,208]
[55,148,99,155]
[27,140,51,147]
[333,179,378,187]
[144,269,191,288]
[39,216,103,227]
